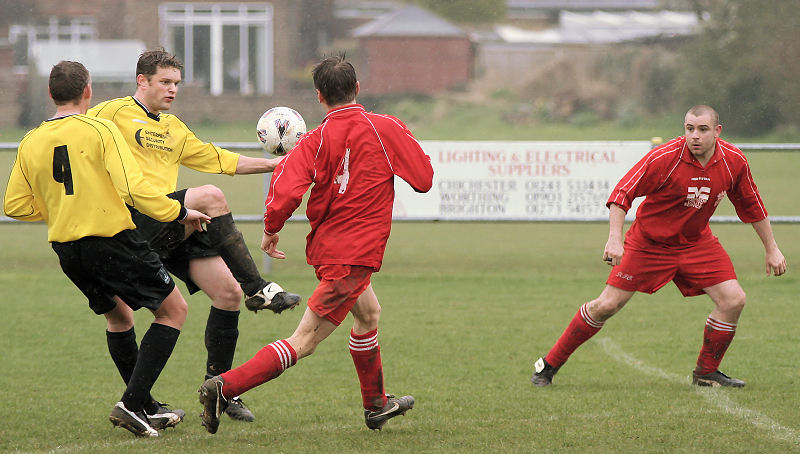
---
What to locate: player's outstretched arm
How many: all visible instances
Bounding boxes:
[750,218,787,276]
[603,204,627,266]
[235,155,284,174]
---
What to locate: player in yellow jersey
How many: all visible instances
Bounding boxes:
[88,49,300,422]
[4,61,210,437]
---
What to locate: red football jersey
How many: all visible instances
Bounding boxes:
[607,136,767,245]
[264,104,433,270]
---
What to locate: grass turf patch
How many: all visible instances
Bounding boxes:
[1,222,799,453]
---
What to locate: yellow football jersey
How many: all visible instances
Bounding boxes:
[87,96,240,194]
[4,114,183,242]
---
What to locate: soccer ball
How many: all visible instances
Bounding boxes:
[256,107,307,156]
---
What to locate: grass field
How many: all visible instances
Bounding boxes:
[2,219,799,453]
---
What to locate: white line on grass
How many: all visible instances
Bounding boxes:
[596,337,800,447]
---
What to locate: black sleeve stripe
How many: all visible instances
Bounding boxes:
[6,157,38,219]
[217,146,225,173]
[7,127,44,218]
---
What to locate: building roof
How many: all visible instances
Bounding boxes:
[351,4,465,38]
[508,0,662,13]
[335,0,399,20]
[496,10,699,44]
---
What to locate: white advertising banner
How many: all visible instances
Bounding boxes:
[392,141,651,221]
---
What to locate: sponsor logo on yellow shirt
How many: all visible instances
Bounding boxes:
[134,128,174,152]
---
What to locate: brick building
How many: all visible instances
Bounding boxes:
[0,0,334,127]
[351,4,473,96]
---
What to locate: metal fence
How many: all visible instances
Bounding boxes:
[2,142,800,224]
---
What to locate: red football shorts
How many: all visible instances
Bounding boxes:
[308,264,373,325]
[606,233,737,297]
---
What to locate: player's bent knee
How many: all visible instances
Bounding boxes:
[736,290,746,307]
[186,185,229,213]
[200,184,225,200]
[155,295,188,328]
[355,305,380,328]
[198,185,227,207]
[173,300,189,321]
[215,285,244,310]
[724,291,747,312]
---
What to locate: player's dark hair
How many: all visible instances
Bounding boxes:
[49,61,90,105]
[137,48,183,79]
[687,105,719,126]
[312,54,357,107]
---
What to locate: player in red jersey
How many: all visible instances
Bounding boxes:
[531,105,786,388]
[198,54,433,433]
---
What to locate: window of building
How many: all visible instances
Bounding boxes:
[9,17,97,72]
[159,3,274,96]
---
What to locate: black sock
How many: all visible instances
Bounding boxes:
[107,328,138,384]
[121,323,180,412]
[205,306,240,379]
[107,328,160,414]
[206,213,267,296]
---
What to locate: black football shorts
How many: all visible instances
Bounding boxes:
[128,188,220,294]
[51,229,175,315]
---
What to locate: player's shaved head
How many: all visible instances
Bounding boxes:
[686,105,719,126]
[49,61,90,105]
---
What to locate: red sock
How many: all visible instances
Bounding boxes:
[545,303,604,367]
[349,329,387,411]
[220,339,297,398]
[695,317,736,375]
